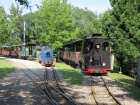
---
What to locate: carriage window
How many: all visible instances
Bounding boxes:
[102,42,109,51]
[18,48,20,50]
[87,42,93,51]
[76,45,82,51]
[29,46,32,50]
[32,46,34,49]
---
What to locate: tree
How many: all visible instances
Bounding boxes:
[16,0,30,9]
[37,0,77,50]
[0,7,10,46]
[101,0,140,75]
[8,3,24,45]
[72,7,101,39]
[23,12,38,44]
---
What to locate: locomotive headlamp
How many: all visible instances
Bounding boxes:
[102,63,106,66]
[96,44,100,49]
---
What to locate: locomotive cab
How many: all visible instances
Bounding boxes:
[40,45,54,67]
[81,36,111,74]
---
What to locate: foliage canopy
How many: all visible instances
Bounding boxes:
[101,0,140,75]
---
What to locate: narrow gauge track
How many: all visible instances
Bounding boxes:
[91,75,122,105]
[3,58,80,105]
[15,62,80,105]
[11,61,58,105]
[50,67,80,105]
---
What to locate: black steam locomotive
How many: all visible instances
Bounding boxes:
[58,34,113,74]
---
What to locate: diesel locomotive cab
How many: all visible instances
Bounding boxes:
[82,36,111,74]
[40,45,54,66]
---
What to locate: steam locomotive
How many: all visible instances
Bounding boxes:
[58,34,114,74]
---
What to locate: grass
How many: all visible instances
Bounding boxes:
[0,60,15,78]
[55,63,83,85]
[108,72,140,100]
[55,62,140,100]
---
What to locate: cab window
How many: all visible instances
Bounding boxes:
[87,42,93,51]
[102,42,109,51]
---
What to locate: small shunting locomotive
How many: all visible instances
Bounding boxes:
[37,45,54,67]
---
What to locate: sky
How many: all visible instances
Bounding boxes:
[0,0,112,14]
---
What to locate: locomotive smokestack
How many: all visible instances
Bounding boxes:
[92,33,102,38]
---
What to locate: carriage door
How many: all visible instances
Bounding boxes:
[29,46,32,55]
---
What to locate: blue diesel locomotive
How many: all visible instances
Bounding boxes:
[37,45,54,67]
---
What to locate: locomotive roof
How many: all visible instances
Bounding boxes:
[1,43,36,48]
[62,34,109,48]
[63,39,83,47]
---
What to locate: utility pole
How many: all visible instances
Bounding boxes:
[24,21,26,45]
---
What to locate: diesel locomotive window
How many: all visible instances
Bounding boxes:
[42,46,46,50]
[46,53,50,57]
[48,46,52,50]
[102,42,109,51]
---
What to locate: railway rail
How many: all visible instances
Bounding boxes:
[0,57,125,105]
[12,62,58,105]
[15,62,80,105]
[4,58,80,105]
[90,75,122,105]
[45,66,80,105]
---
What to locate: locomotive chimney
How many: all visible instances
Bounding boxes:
[92,33,102,38]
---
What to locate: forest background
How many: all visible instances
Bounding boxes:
[0,0,140,76]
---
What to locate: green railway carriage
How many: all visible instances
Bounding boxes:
[18,44,36,60]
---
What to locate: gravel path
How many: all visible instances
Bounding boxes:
[0,57,49,105]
